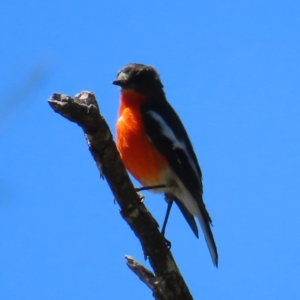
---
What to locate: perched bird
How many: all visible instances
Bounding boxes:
[113,63,218,266]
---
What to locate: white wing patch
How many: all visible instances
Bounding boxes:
[146,111,201,181]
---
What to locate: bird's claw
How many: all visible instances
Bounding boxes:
[136,192,145,202]
[164,237,172,249]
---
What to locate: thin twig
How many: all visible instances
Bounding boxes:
[125,255,156,290]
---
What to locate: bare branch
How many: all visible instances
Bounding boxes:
[48,91,193,300]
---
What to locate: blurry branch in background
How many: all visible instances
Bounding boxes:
[48,92,194,300]
[0,62,49,202]
[0,62,49,127]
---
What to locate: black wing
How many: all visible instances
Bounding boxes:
[140,98,210,219]
[140,98,218,266]
[174,198,199,237]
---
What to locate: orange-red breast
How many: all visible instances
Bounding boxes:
[113,63,218,266]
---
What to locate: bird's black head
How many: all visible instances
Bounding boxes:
[113,63,164,93]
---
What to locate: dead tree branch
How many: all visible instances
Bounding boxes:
[48,91,193,300]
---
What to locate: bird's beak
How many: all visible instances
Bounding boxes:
[112,80,123,86]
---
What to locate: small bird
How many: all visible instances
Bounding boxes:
[113,63,218,266]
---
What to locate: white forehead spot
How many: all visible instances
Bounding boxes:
[117,71,129,81]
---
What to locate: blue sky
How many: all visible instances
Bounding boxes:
[1,1,299,299]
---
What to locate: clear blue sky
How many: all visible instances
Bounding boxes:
[1,1,299,299]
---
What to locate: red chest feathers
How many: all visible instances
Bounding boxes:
[116,91,168,185]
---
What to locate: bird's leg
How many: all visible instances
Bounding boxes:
[135,184,166,192]
[134,184,173,249]
[161,196,174,249]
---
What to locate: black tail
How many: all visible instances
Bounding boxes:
[197,209,218,267]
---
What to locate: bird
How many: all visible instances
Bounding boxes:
[113,63,218,266]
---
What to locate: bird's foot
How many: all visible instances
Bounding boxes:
[136,192,145,202]
[163,236,172,249]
